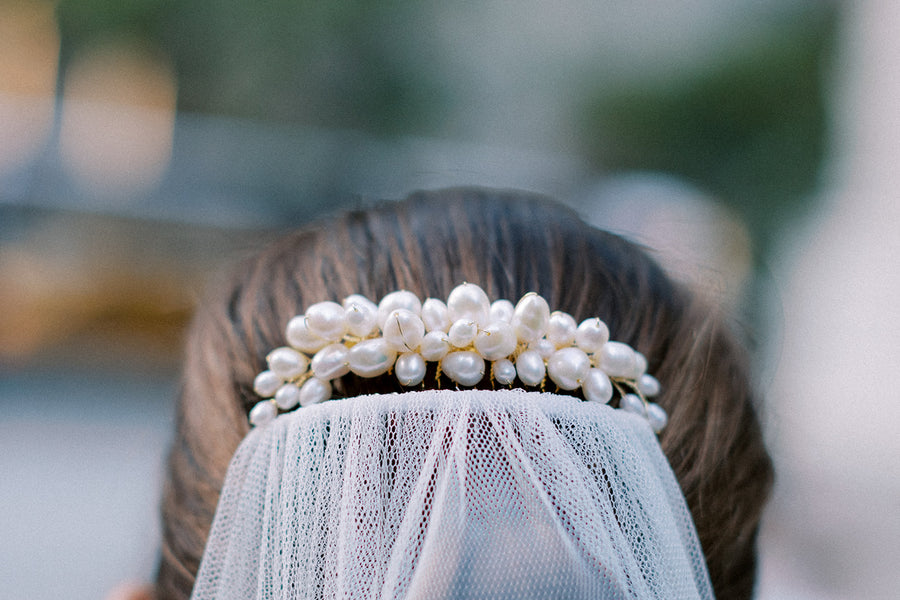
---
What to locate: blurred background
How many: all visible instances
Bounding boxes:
[1,0,897,598]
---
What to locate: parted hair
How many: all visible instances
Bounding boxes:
[156,187,773,600]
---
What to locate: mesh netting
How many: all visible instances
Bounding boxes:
[192,389,713,599]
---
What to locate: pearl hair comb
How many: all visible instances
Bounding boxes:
[249,283,667,432]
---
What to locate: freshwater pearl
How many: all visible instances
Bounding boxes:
[530,338,556,359]
[492,358,517,385]
[343,294,379,338]
[249,400,277,426]
[474,321,517,360]
[274,383,301,410]
[253,370,282,398]
[267,347,310,379]
[395,352,427,386]
[515,349,546,387]
[348,338,397,377]
[286,316,329,353]
[421,298,451,332]
[620,393,646,416]
[343,293,376,311]
[638,374,661,397]
[377,290,422,328]
[547,311,577,347]
[441,351,485,386]
[489,299,515,324]
[448,319,478,348]
[646,403,668,433]
[311,343,350,380]
[299,377,331,407]
[597,341,637,378]
[583,369,613,404]
[575,318,609,353]
[382,309,426,352]
[420,330,451,361]
[512,293,550,343]
[447,283,491,327]
[254,286,670,434]
[547,347,590,390]
[305,301,348,341]
[632,352,648,378]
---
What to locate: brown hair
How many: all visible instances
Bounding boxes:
[156,187,773,600]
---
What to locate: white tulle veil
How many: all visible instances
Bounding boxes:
[191,389,713,599]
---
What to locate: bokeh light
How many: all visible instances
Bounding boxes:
[59,39,176,200]
[0,0,59,176]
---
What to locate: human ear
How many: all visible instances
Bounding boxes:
[104,582,152,600]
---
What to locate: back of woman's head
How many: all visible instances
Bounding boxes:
[157,187,773,600]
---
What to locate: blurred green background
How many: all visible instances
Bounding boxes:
[51,0,836,250]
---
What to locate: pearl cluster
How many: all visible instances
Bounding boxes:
[249,283,667,432]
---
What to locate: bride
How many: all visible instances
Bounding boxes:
[150,188,772,599]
